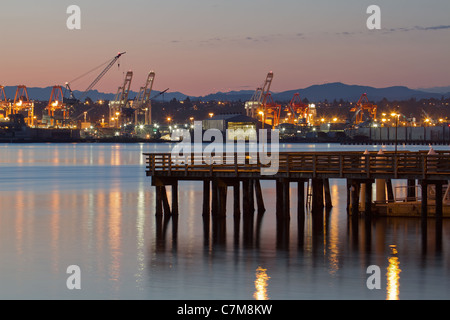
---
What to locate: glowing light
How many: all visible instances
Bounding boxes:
[254,267,270,300]
[386,245,401,300]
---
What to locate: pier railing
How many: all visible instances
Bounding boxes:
[144,151,450,180]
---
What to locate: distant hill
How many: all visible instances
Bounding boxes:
[417,86,450,94]
[2,82,447,103]
[2,86,187,103]
[271,83,446,102]
[197,82,447,102]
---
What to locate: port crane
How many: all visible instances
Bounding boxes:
[245,72,273,119]
[109,70,133,128]
[133,71,155,125]
[350,93,377,124]
[0,86,11,119]
[287,93,312,125]
[12,85,35,126]
[64,52,126,106]
[261,92,283,127]
[45,85,71,127]
[57,52,126,127]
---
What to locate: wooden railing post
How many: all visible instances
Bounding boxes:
[286,154,290,177]
[151,154,155,176]
[422,154,427,179]
[366,154,370,178]
[168,153,172,174]
[394,154,398,179]
[312,155,317,178]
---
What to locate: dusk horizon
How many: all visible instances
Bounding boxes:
[1,0,449,96]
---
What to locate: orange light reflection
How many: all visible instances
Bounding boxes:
[254,267,270,300]
[386,245,401,300]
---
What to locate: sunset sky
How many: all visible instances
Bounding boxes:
[1,0,449,96]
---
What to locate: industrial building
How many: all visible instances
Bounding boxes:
[202,113,262,141]
[345,125,450,144]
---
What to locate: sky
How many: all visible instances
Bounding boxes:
[0,0,449,96]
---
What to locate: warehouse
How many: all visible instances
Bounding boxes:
[202,113,262,141]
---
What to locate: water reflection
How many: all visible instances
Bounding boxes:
[1,144,449,299]
[254,267,270,300]
[387,245,401,300]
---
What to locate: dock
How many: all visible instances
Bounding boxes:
[144,150,450,223]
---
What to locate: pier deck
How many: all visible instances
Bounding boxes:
[145,150,450,181]
[144,150,450,221]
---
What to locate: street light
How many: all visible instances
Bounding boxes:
[258,111,266,152]
[259,111,265,129]
[391,112,400,155]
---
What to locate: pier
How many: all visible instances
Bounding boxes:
[144,150,450,222]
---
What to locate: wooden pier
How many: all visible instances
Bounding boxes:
[144,150,450,223]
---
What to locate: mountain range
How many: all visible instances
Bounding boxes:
[2,82,449,103]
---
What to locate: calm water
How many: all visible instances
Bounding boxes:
[0,142,449,300]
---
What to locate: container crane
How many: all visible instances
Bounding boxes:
[109,70,133,128]
[288,93,311,125]
[245,72,273,119]
[133,71,155,125]
[350,93,377,124]
[45,85,70,127]
[12,85,34,126]
[0,86,11,120]
[262,92,282,127]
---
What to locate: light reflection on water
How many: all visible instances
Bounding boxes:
[0,143,449,299]
[254,267,270,300]
[387,245,401,300]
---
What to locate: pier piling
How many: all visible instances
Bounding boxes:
[146,151,450,234]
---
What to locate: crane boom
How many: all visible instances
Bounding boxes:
[80,52,126,101]
[65,52,126,104]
